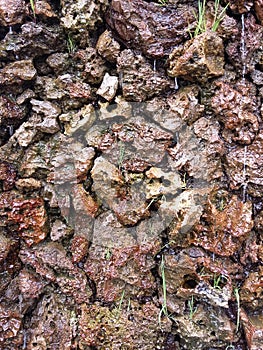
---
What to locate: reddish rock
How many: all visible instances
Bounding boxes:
[192,195,253,256]
[70,235,89,263]
[211,81,258,144]
[0,60,36,86]
[0,162,16,191]
[0,0,26,26]
[18,269,45,299]
[0,305,22,345]
[241,309,263,350]
[96,30,120,63]
[240,266,263,308]
[255,0,263,25]
[228,0,253,13]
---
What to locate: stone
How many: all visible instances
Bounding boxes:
[168,30,225,84]
[0,59,36,85]
[96,29,120,62]
[97,73,118,101]
[0,0,26,26]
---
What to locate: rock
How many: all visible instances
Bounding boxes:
[50,219,72,241]
[167,30,225,84]
[70,235,89,263]
[0,0,26,26]
[97,73,118,101]
[192,195,253,256]
[251,69,263,85]
[228,0,253,13]
[79,301,171,349]
[0,161,16,191]
[16,89,35,104]
[0,305,22,347]
[35,0,57,18]
[15,178,42,191]
[106,0,195,58]
[117,49,172,102]
[225,131,263,192]
[211,81,259,144]
[0,233,12,262]
[96,29,120,63]
[30,99,61,134]
[0,22,65,60]
[18,269,45,299]
[241,309,263,350]
[74,47,106,84]
[240,267,263,308]
[0,192,48,246]
[46,53,70,74]
[255,0,263,25]
[12,114,42,147]
[0,59,36,85]
[60,0,109,30]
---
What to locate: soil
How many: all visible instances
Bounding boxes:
[0,0,263,349]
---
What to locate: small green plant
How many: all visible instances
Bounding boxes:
[191,0,229,37]
[234,287,240,333]
[158,255,169,325]
[116,290,125,318]
[105,247,112,260]
[29,0,36,20]
[67,35,76,54]
[157,0,168,6]
[181,173,188,189]
[188,295,197,320]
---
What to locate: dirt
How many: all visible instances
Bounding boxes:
[0,0,263,349]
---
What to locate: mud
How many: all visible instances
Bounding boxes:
[0,0,263,349]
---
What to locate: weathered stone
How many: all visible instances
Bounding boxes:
[96,29,120,62]
[70,235,89,263]
[168,30,225,84]
[35,0,57,18]
[18,269,45,299]
[60,0,109,30]
[0,0,26,26]
[228,0,253,13]
[97,73,118,102]
[241,309,263,350]
[46,53,70,74]
[117,49,172,102]
[50,219,72,241]
[0,59,36,85]
[106,0,195,58]
[15,178,42,191]
[255,0,263,25]
[0,161,16,191]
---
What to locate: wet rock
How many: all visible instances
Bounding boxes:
[15,178,42,192]
[74,47,106,84]
[97,73,118,102]
[18,269,45,299]
[0,305,22,347]
[70,235,89,263]
[168,30,225,84]
[172,303,235,349]
[226,131,263,192]
[1,23,65,60]
[50,219,72,241]
[167,86,204,125]
[255,0,263,25]
[240,267,263,308]
[211,81,259,144]
[0,59,36,86]
[19,242,92,303]
[106,0,195,58]
[228,0,253,13]
[96,29,120,63]
[241,309,263,350]
[226,14,263,75]
[61,0,109,30]
[85,211,159,301]
[46,52,70,75]
[25,293,74,350]
[79,301,171,349]
[0,161,16,191]
[117,49,172,101]
[0,0,26,26]
[0,192,48,246]
[192,195,253,256]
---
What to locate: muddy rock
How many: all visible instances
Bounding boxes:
[0,0,26,26]
[79,301,171,349]
[107,0,195,58]
[60,0,109,30]
[211,81,259,144]
[168,30,225,84]
[117,49,172,101]
[96,29,120,63]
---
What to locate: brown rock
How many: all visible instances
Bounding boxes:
[255,0,263,24]
[168,30,225,84]
[0,0,26,26]
[0,162,16,191]
[96,29,120,63]
[70,235,89,263]
[0,59,36,86]
[241,309,263,350]
[106,0,195,58]
[228,0,253,13]
[117,49,172,102]
[18,269,45,299]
